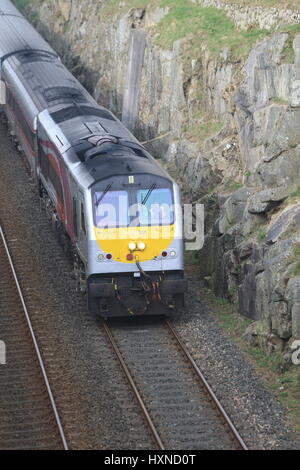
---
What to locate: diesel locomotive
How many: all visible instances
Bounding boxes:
[0,0,187,317]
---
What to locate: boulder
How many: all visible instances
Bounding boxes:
[266,204,300,243]
[248,187,289,214]
[243,322,259,346]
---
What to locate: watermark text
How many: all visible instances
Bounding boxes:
[0,340,6,365]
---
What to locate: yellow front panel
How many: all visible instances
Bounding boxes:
[94,225,175,263]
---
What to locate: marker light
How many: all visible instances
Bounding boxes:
[97,253,105,262]
[162,251,168,257]
[127,253,134,261]
[170,250,176,257]
[106,253,112,260]
[128,242,136,251]
[138,242,146,251]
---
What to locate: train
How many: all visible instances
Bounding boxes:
[0,0,187,317]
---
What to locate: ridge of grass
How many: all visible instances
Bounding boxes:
[155,1,268,59]
[218,0,300,10]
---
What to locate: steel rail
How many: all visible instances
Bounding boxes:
[102,321,165,450]
[165,320,248,450]
[0,225,68,450]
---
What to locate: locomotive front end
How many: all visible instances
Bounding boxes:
[87,174,187,317]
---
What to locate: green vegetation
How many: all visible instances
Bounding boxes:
[185,120,224,143]
[221,0,300,9]
[279,220,298,241]
[155,1,268,59]
[257,226,267,241]
[291,244,300,277]
[13,0,30,9]
[272,97,289,105]
[279,23,300,63]
[201,288,252,340]
[249,346,283,372]
[100,0,151,19]
[214,296,230,306]
[290,186,300,199]
[226,182,244,192]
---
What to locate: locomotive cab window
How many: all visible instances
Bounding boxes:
[94,190,129,228]
[137,188,174,226]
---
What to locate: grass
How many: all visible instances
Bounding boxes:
[279,220,299,241]
[200,286,300,439]
[201,288,253,341]
[185,120,224,143]
[225,182,244,192]
[220,0,300,9]
[291,244,300,277]
[249,346,283,372]
[257,227,267,241]
[272,97,289,105]
[290,186,300,199]
[100,0,152,19]
[278,23,300,63]
[13,0,30,8]
[155,1,268,59]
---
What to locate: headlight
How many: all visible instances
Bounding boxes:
[128,242,136,251]
[138,241,146,251]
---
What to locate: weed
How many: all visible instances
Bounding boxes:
[185,120,224,143]
[257,227,267,241]
[14,0,30,8]
[290,186,300,199]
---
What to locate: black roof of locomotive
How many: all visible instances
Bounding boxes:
[75,139,170,184]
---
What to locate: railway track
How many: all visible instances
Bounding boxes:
[0,225,68,450]
[103,318,248,450]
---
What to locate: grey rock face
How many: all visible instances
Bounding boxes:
[287,278,300,338]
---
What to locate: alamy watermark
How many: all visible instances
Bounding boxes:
[94,201,205,251]
[0,340,6,365]
[0,80,5,105]
[184,203,204,251]
[291,340,300,365]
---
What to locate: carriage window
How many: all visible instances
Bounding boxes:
[94,190,129,228]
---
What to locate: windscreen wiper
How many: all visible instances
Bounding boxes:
[141,183,156,205]
[95,182,113,207]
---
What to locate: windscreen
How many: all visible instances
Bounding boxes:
[93,187,174,228]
